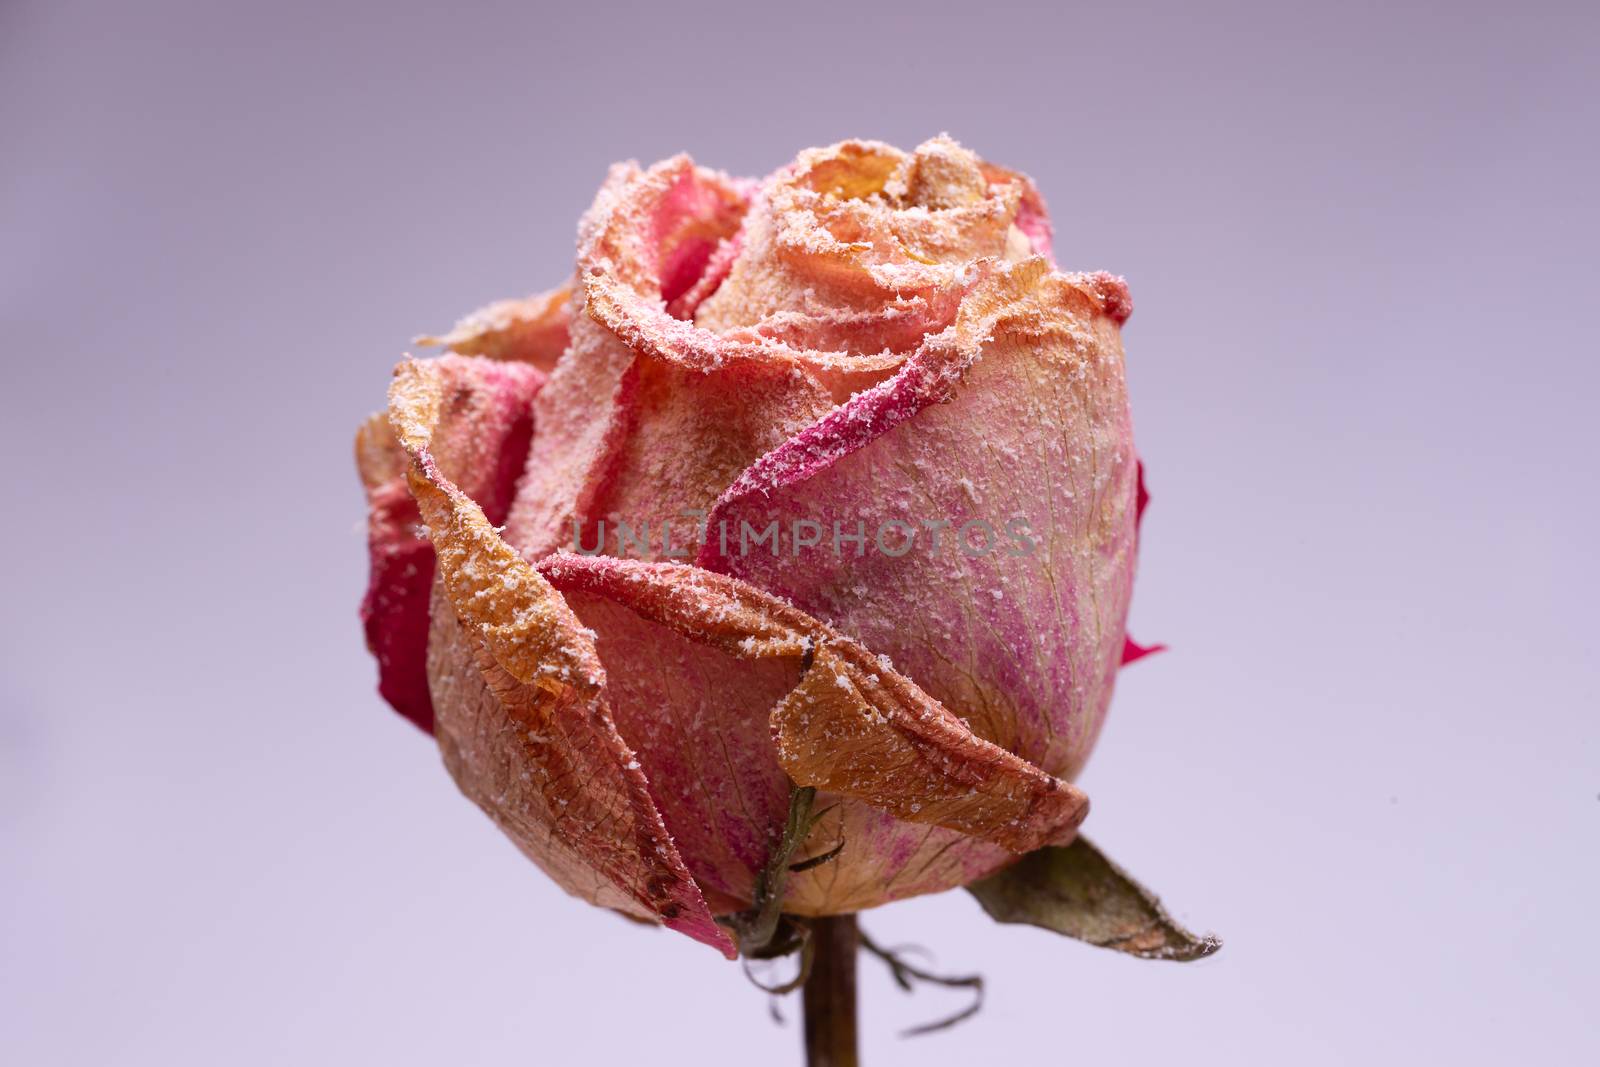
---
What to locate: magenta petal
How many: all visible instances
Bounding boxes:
[358,480,435,731]
[1120,636,1167,665]
[1119,460,1164,667]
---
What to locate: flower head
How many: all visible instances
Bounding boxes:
[357,137,1145,957]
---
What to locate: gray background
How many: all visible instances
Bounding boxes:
[3,0,1596,1063]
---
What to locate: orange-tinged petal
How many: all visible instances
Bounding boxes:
[771,643,1087,854]
[356,356,539,731]
[539,554,1089,857]
[415,283,573,371]
[695,136,1041,346]
[388,358,735,957]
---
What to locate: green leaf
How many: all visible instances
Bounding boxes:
[966,837,1221,961]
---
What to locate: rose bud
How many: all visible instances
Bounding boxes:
[357,137,1158,960]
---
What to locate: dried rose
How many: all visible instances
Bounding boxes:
[357,137,1154,958]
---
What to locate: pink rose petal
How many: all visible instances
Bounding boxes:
[701,260,1139,780]
[356,355,540,731]
[387,357,735,957]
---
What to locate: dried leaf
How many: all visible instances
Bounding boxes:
[966,837,1220,961]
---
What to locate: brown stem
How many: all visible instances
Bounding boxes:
[802,914,860,1067]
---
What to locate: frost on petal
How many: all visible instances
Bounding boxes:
[702,259,1139,781]
[770,643,1088,853]
[503,138,1058,568]
[501,158,751,560]
[585,356,835,559]
[415,283,572,371]
[977,158,1055,264]
[665,229,742,320]
[554,590,798,913]
[498,309,637,561]
[539,553,814,660]
[695,136,1038,353]
[388,359,734,957]
[356,355,540,732]
[584,264,906,386]
[538,554,1089,912]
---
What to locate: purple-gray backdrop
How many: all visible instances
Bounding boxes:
[3,1,1596,1063]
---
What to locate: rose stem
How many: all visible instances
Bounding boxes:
[802,913,860,1067]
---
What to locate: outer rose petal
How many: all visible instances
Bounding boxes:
[416,283,572,371]
[769,642,1087,852]
[552,590,796,913]
[538,554,1089,913]
[701,259,1138,780]
[388,358,734,957]
[356,355,540,731]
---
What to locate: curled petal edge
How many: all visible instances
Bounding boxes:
[538,553,1089,854]
[357,356,540,731]
[415,283,573,370]
[584,263,906,377]
[695,256,1119,564]
[388,357,735,958]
